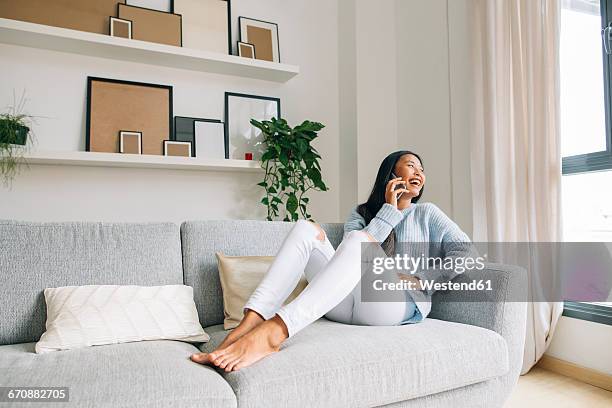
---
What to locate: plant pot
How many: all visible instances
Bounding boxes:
[0,120,29,146]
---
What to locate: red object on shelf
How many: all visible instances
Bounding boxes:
[245,152,253,160]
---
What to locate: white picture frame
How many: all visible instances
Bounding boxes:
[109,17,133,39]
[237,41,256,59]
[194,120,225,159]
[238,17,280,63]
[119,131,142,154]
[163,140,192,157]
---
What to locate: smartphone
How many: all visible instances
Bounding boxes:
[391,172,406,198]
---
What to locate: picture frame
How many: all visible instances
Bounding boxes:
[125,0,173,13]
[118,3,182,47]
[194,120,225,159]
[238,17,280,63]
[109,17,133,39]
[173,116,225,158]
[119,131,143,154]
[237,41,256,59]
[174,0,232,54]
[163,140,192,157]
[224,92,281,160]
[86,77,173,156]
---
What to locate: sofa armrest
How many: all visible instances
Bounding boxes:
[428,263,528,403]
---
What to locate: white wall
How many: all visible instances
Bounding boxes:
[394,0,473,235]
[0,0,340,224]
[545,316,612,375]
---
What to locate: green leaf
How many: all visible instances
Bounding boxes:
[286,193,298,213]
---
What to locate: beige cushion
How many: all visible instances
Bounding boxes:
[35,284,210,354]
[216,252,308,329]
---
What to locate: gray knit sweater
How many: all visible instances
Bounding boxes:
[343,202,474,323]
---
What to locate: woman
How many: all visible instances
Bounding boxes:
[191,150,472,372]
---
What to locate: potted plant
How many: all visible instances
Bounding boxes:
[0,92,35,186]
[251,117,328,222]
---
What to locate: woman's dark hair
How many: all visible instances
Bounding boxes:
[356,150,424,256]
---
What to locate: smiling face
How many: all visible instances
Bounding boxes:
[394,153,426,200]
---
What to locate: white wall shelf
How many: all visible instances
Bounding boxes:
[22,151,264,173]
[0,18,299,83]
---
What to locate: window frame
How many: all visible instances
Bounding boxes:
[561,0,612,324]
[562,0,612,174]
[563,301,612,325]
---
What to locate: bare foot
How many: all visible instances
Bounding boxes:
[208,314,289,372]
[191,309,265,365]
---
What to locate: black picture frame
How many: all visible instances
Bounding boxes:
[85,76,173,153]
[173,116,225,158]
[238,16,280,62]
[117,2,183,47]
[227,0,233,55]
[224,92,281,160]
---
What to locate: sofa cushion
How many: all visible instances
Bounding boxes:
[180,220,344,328]
[0,340,236,408]
[201,318,509,408]
[0,220,184,345]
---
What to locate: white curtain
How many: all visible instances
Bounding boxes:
[470,0,565,374]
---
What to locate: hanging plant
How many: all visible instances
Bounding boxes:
[251,117,328,222]
[0,91,35,187]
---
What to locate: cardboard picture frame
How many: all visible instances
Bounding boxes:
[119,131,143,154]
[237,41,256,59]
[238,17,280,63]
[117,3,183,47]
[109,17,133,39]
[163,140,192,157]
[86,77,173,156]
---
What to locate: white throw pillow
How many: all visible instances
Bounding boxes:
[35,284,210,354]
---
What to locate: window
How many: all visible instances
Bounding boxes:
[560,0,612,324]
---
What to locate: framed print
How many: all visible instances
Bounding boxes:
[174,116,225,158]
[119,131,142,154]
[224,92,281,160]
[238,17,280,62]
[237,41,255,59]
[86,77,173,156]
[0,0,121,35]
[174,0,231,54]
[109,17,132,39]
[163,140,192,157]
[126,0,172,13]
[118,3,182,47]
[194,120,225,159]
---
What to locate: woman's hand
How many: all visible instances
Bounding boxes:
[398,273,423,291]
[385,177,409,208]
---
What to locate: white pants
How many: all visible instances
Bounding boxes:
[243,219,417,337]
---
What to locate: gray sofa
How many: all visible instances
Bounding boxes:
[0,219,527,408]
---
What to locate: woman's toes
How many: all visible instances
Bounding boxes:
[226,359,239,372]
[218,357,231,369]
[190,352,208,363]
